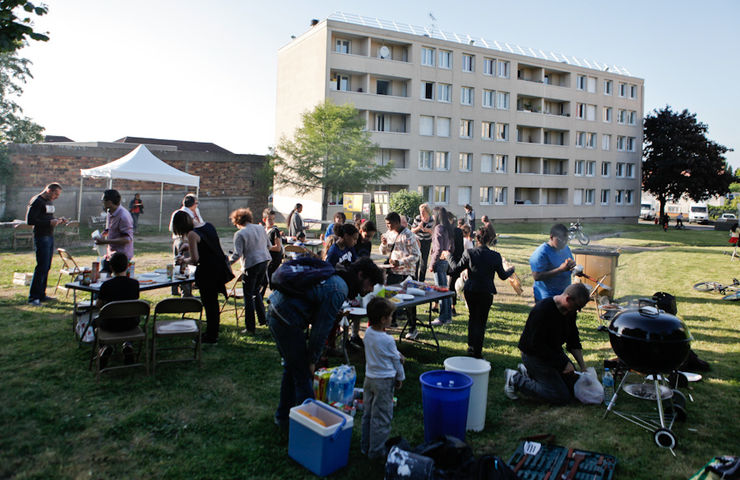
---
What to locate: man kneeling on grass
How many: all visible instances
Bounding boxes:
[504,283,590,405]
[96,252,140,368]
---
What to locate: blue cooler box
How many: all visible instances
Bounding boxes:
[288,399,354,476]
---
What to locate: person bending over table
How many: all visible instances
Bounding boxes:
[380,212,420,335]
[445,226,514,359]
[504,283,590,405]
[267,257,384,429]
[95,189,134,274]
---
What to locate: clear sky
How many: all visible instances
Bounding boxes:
[16,0,740,169]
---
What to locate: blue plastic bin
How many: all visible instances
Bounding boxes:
[419,370,473,442]
[288,399,354,476]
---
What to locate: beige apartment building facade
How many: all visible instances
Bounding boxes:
[274,13,644,222]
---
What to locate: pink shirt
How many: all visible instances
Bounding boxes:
[106,206,135,260]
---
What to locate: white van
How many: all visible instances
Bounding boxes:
[688,203,708,223]
[640,203,656,220]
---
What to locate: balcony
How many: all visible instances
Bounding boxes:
[514,188,540,205]
[376,148,409,169]
[543,129,568,146]
[369,75,409,98]
[516,126,541,144]
[543,98,570,117]
[366,111,409,134]
[542,188,568,205]
[517,95,542,113]
[543,158,568,175]
[369,39,410,62]
[517,63,543,83]
[515,156,541,175]
[543,68,570,87]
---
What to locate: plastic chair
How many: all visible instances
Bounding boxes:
[54,248,83,297]
[151,297,203,376]
[12,223,34,250]
[220,272,245,328]
[90,300,150,382]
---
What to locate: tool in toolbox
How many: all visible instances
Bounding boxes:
[507,438,616,480]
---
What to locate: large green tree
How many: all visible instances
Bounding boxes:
[0,0,48,53]
[272,100,392,219]
[642,106,733,218]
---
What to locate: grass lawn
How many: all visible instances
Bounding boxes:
[1,222,738,479]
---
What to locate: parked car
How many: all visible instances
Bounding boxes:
[718,213,737,222]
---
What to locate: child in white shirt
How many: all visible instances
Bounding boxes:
[361,297,405,459]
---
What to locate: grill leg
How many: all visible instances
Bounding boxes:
[654,379,667,429]
[604,370,630,418]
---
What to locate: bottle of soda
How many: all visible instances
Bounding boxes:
[602,368,614,406]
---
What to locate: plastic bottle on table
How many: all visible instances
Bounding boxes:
[602,368,614,406]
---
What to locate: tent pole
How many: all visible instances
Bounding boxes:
[159,182,164,232]
[77,177,83,221]
[196,186,199,197]
[108,178,112,189]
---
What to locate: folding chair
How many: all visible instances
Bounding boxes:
[54,248,84,297]
[220,272,245,328]
[90,300,150,382]
[151,297,203,376]
[12,223,34,250]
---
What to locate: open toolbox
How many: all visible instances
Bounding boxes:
[507,440,616,480]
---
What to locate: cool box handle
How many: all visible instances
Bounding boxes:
[301,398,347,442]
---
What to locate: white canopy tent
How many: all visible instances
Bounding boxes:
[78,144,200,231]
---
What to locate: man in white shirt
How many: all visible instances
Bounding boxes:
[168,194,204,295]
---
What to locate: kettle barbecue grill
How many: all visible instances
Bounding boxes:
[602,305,692,453]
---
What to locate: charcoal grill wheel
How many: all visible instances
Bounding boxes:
[653,428,677,449]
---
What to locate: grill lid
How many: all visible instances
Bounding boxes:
[608,306,692,344]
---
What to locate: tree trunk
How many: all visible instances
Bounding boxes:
[658,196,666,225]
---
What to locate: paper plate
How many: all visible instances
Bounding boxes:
[343,307,367,316]
[384,286,403,292]
[154,268,168,274]
[395,293,414,300]
[677,371,702,382]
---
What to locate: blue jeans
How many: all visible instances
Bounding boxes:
[267,275,348,422]
[433,260,451,322]
[242,260,268,332]
[513,352,574,405]
[29,235,54,301]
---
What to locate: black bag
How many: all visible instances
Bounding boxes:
[271,256,335,297]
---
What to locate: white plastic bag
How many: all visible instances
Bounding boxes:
[75,316,96,343]
[574,367,604,404]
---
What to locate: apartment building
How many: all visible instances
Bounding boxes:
[274,13,644,222]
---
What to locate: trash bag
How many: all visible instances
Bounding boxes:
[415,435,475,477]
[574,367,604,405]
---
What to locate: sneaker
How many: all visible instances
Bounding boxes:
[40,296,56,302]
[504,369,519,400]
[27,299,41,306]
[122,342,135,365]
[431,318,451,326]
[404,329,419,340]
[517,363,529,378]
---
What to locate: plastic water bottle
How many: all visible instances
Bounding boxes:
[602,368,614,406]
[327,373,341,403]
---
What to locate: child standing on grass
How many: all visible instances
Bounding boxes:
[361,297,405,460]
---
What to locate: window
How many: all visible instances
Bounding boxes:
[376,149,392,167]
[377,80,389,95]
[438,83,452,102]
[601,161,611,177]
[462,53,474,72]
[460,119,473,139]
[603,107,612,123]
[601,189,610,205]
[616,162,625,178]
[461,87,474,105]
[615,190,624,205]
[576,103,586,119]
[495,154,508,173]
[587,77,596,93]
[574,188,583,205]
[586,104,596,121]
[585,189,595,205]
[458,186,472,205]
[438,50,452,69]
[628,111,637,125]
[419,185,433,202]
[483,57,495,75]
[435,151,450,171]
[459,153,473,172]
[587,133,596,149]
[617,136,626,151]
[419,116,434,136]
[626,163,635,178]
[418,151,434,170]
[496,91,510,109]
[481,154,493,173]
[576,131,586,148]
[496,123,509,141]
[618,109,627,124]
[498,60,510,78]
[335,39,350,54]
[482,89,494,108]
[576,75,586,90]
[335,74,349,91]
[602,134,611,151]
[436,117,450,137]
[604,80,613,95]
[422,47,435,66]
[434,185,449,204]
[480,186,494,204]
[586,161,596,177]
[375,114,386,132]
[421,81,435,100]
[574,160,584,176]
[625,190,634,204]
[627,137,636,152]
[629,85,637,99]
[481,121,494,140]
[619,82,627,97]
[495,187,507,205]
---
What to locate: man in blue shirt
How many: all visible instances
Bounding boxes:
[529,224,576,302]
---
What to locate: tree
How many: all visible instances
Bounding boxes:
[642,106,733,219]
[389,189,423,220]
[0,0,49,53]
[272,100,392,220]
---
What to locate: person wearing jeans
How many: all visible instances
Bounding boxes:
[429,206,454,326]
[26,183,67,305]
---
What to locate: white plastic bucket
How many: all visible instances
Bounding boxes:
[443,356,491,431]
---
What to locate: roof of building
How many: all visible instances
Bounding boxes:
[44,135,75,142]
[328,12,634,77]
[113,136,232,154]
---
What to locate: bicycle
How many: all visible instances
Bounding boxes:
[693,278,740,301]
[568,220,590,246]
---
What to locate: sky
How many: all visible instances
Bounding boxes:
[15,0,740,169]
